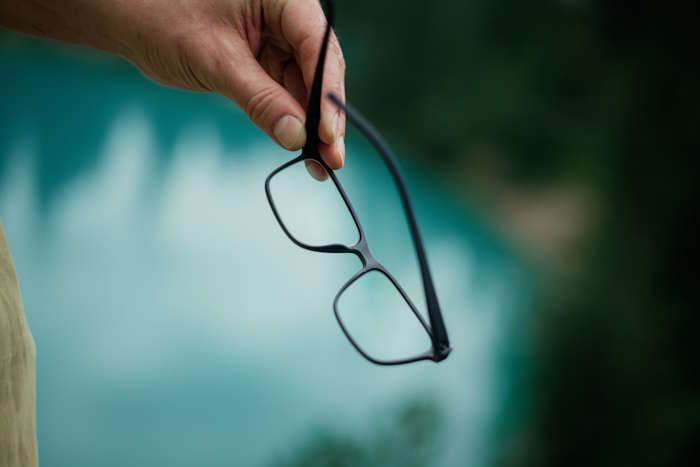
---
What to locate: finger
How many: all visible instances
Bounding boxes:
[265,0,347,166]
[303,30,346,169]
[316,33,346,147]
[319,77,346,170]
[214,35,307,151]
[282,61,307,108]
[283,61,324,180]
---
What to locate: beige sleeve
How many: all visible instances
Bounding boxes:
[0,219,38,467]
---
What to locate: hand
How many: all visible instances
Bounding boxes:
[0,0,346,178]
[119,0,346,177]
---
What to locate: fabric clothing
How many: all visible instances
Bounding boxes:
[0,219,38,467]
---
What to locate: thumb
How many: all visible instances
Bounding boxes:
[217,38,307,151]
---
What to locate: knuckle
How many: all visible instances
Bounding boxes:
[297,32,318,65]
[245,86,281,125]
[296,20,326,59]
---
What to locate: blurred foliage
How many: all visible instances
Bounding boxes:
[271,399,442,467]
[337,0,700,466]
[338,0,697,185]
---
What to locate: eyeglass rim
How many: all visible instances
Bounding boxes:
[264,154,367,257]
[333,265,437,366]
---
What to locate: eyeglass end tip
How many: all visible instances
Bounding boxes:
[433,345,452,363]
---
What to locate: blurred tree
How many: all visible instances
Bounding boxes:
[271,399,442,467]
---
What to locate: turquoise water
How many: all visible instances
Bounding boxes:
[1,46,529,467]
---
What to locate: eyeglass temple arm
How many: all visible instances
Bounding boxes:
[302,0,334,156]
[328,93,451,353]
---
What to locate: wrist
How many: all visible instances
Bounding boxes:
[0,0,137,58]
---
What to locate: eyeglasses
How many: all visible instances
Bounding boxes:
[264,0,451,366]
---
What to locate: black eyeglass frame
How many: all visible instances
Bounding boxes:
[264,0,451,366]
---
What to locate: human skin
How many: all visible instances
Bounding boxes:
[0,0,346,180]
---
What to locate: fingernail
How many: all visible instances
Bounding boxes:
[320,112,338,143]
[274,116,306,150]
[306,160,328,181]
[337,136,345,167]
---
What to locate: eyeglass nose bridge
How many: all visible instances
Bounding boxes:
[347,237,380,269]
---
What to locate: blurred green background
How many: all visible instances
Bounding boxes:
[2,0,699,465]
[340,1,700,465]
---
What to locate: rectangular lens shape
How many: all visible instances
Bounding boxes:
[268,159,360,247]
[336,270,432,363]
